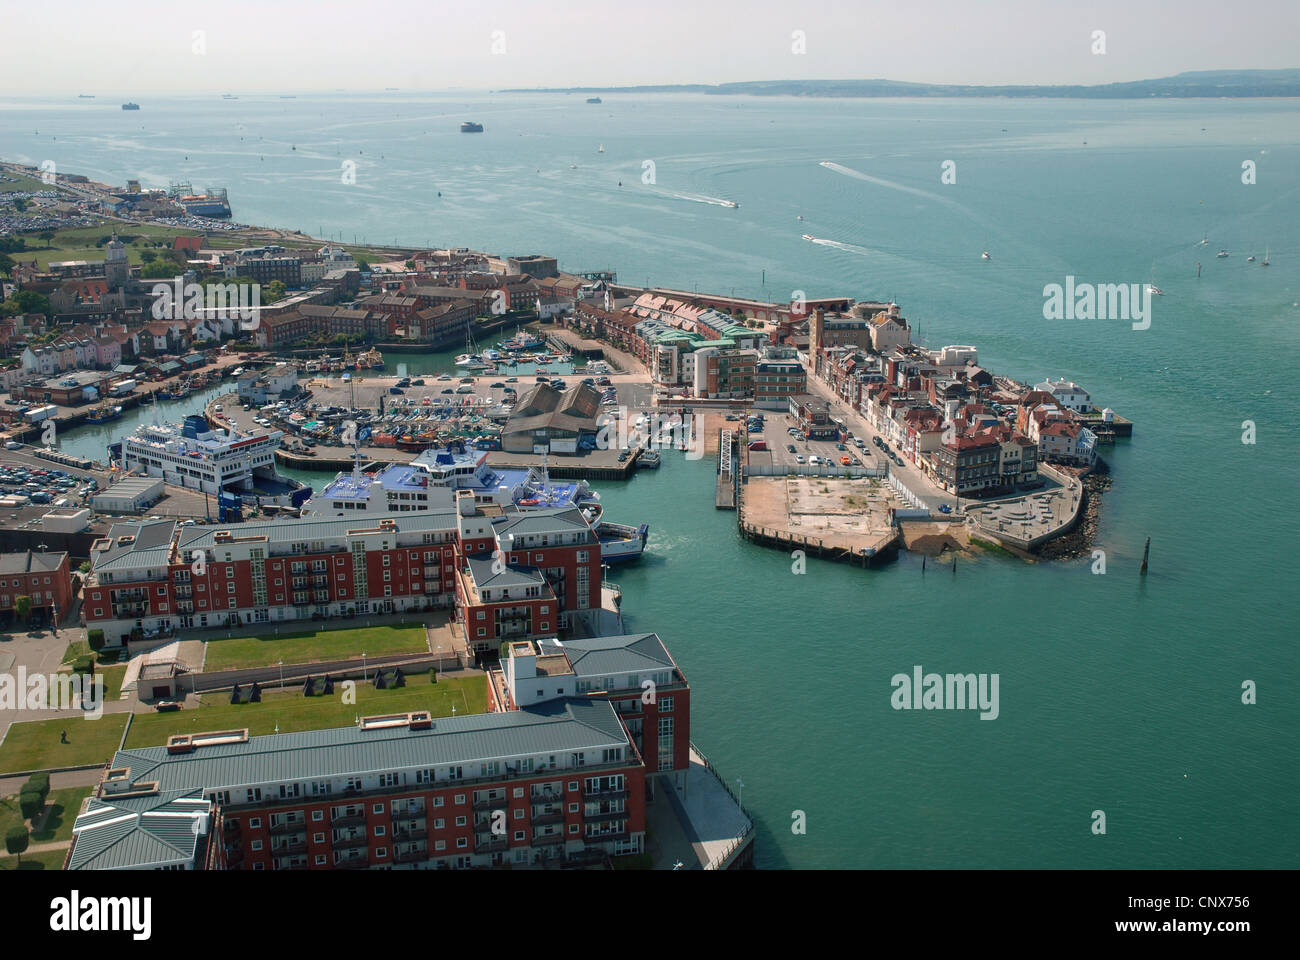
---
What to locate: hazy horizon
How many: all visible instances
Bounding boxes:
[2,0,1297,96]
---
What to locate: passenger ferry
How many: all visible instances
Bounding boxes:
[111,414,310,507]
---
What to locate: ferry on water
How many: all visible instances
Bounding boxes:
[109,415,310,508]
[299,445,649,563]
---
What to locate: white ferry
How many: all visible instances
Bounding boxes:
[300,445,649,564]
[110,415,309,507]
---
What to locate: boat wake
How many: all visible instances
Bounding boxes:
[669,192,738,208]
[803,235,874,257]
[819,160,965,210]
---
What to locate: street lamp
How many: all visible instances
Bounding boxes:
[362,650,367,683]
[278,659,284,690]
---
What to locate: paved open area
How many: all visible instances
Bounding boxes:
[741,474,902,555]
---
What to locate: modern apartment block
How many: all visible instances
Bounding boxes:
[488,633,692,789]
[83,494,601,649]
[66,700,647,870]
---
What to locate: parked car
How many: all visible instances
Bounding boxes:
[786,444,797,453]
[490,382,505,388]
[411,379,426,386]
[505,377,518,383]
[3,441,21,450]
[795,455,805,464]
[155,700,182,712]
[441,388,454,394]
[938,504,952,514]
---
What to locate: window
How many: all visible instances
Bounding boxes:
[660,696,674,713]
[312,810,324,821]
[434,819,445,830]
[569,823,580,834]
[433,797,444,808]
[249,815,262,828]
[376,847,388,859]
[313,833,325,843]
[374,825,386,837]
[435,840,446,851]
[456,838,468,849]
[514,830,525,841]
[514,809,523,820]
[315,855,327,865]
[251,840,263,851]
[513,787,524,799]
[373,802,387,813]
[455,815,467,827]
[568,802,579,813]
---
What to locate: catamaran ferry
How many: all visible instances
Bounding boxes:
[110,415,310,507]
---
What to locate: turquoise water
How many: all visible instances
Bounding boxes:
[5,94,1298,868]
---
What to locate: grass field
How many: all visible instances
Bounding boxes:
[4,223,198,269]
[123,673,487,748]
[0,714,128,775]
[0,786,92,844]
[202,622,429,672]
[0,848,67,870]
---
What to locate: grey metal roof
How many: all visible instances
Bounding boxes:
[492,507,591,539]
[176,509,461,554]
[92,519,177,572]
[67,789,206,870]
[0,550,67,574]
[107,699,629,796]
[465,555,545,590]
[556,633,675,677]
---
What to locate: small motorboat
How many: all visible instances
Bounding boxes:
[981,251,991,260]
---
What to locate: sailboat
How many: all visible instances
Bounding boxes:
[597,144,604,153]
[1262,247,1270,267]
[455,326,490,369]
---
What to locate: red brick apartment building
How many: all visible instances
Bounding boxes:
[488,633,692,787]
[0,551,73,626]
[83,494,601,650]
[66,701,647,870]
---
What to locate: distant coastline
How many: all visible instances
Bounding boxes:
[501,69,1300,100]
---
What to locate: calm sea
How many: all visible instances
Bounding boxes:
[4,92,1297,868]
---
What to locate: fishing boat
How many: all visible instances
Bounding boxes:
[1146,284,1163,296]
[1247,255,1256,262]
[460,121,484,133]
[636,449,661,469]
[84,403,123,424]
[1217,250,1230,258]
[721,200,738,208]
[802,234,816,242]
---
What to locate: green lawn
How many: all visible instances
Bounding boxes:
[202,622,429,672]
[0,848,68,871]
[124,673,487,748]
[0,786,92,844]
[0,715,129,775]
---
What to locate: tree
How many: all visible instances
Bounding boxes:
[266,280,287,302]
[140,260,178,280]
[38,231,55,249]
[4,826,28,865]
[6,290,50,316]
[139,250,157,264]
[87,627,105,652]
[12,199,27,213]
[13,595,31,624]
[0,252,14,277]
[405,260,416,270]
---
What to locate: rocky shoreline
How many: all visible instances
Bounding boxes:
[1035,459,1112,562]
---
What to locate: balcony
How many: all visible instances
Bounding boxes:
[584,808,626,824]
[471,794,507,811]
[331,812,365,827]
[271,840,306,855]
[474,835,508,853]
[531,810,564,826]
[533,834,565,847]
[112,604,149,618]
[334,857,370,870]
[392,827,427,843]
[333,835,367,851]
[583,787,627,800]
[269,819,305,836]
[393,849,428,865]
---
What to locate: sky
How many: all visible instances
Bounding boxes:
[1,0,1296,95]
